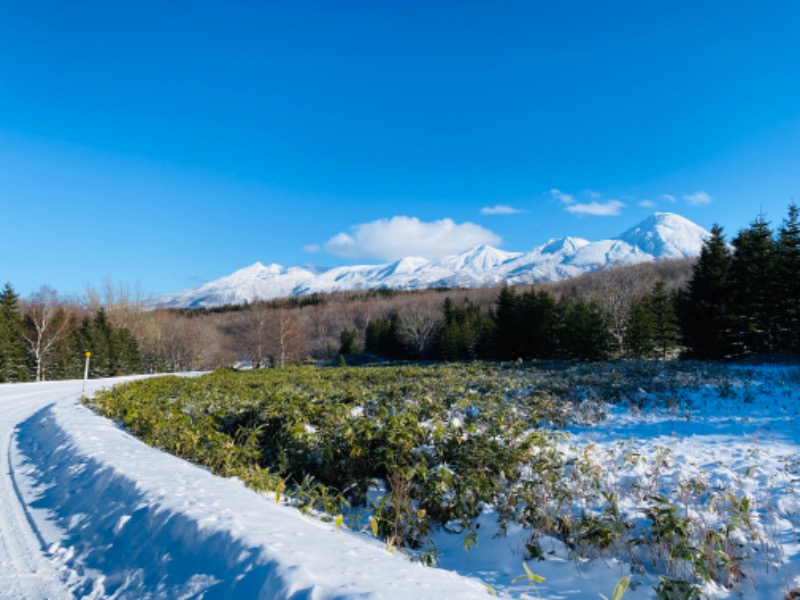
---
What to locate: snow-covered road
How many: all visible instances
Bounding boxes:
[0,383,73,599]
[0,378,144,599]
[0,378,489,599]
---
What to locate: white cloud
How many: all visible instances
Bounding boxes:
[480,204,523,215]
[551,188,625,216]
[638,199,656,208]
[549,188,575,205]
[318,216,502,261]
[683,191,712,206]
[660,194,677,203]
[564,200,625,217]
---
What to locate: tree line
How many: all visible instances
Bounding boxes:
[360,204,800,362]
[0,284,140,382]
[1,204,797,381]
[680,204,800,359]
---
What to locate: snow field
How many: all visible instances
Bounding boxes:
[410,367,800,599]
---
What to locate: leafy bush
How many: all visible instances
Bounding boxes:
[88,361,774,595]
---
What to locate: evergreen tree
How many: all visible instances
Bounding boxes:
[364,315,404,358]
[64,315,90,378]
[650,280,680,359]
[775,203,800,352]
[338,328,358,355]
[114,326,141,374]
[365,318,390,354]
[679,225,735,359]
[559,299,615,360]
[625,281,680,359]
[625,295,656,358]
[493,286,524,359]
[493,287,560,360]
[43,313,79,380]
[439,298,495,360]
[729,216,777,356]
[68,309,141,377]
[518,290,560,359]
[0,283,30,381]
[89,309,114,376]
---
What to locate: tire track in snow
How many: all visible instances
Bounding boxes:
[0,385,73,599]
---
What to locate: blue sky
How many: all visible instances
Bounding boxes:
[1,1,798,297]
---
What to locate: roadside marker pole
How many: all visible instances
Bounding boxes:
[82,351,91,395]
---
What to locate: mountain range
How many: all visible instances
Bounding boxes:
[155,212,708,308]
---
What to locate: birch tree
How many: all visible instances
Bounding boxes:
[23,286,69,381]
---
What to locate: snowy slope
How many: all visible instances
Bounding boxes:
[292,257,432,295]
[414,245,523,288]
[617,212,708,258]
[154,213,708,308]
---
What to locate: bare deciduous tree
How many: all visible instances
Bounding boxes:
[23,286,70,381]
[235,301,273,368]
[268,308,306,367]
[395,308,443,358]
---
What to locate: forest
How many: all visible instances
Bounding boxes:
[1,204,798,383]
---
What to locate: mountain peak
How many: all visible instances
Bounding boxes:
[539,236,590,255]
[154,213,709,307]
[438,244,520,269]
[617,212,709,259]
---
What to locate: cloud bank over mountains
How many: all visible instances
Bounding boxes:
[311,216,502,261]
[305,187,713,265]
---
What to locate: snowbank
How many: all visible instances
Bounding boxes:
[12,400,489,599]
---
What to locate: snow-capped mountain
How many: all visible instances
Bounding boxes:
[617,212,707,258]
[156,263,319,308]
[155,213,709,308]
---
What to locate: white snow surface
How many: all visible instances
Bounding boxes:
[1,377,488,599]
[428,365,800,599]
[617,212,708,258]
[4,364,798,598]
[155,212,709,308]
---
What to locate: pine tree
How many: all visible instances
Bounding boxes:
[679,225,735,359]
[775,203,800,352]
[89,309,114,376]
[625,296,656,358]
[559,299,614,360]
[494,286,524,359]
[518,289,560,359]
[66,316,92,378]
[338,328,358,355]
[439,298,495,360]
[0,283,30,381]
[729,216,777,356]
[68,309,141,378]
[113,326,140,374]
[650,280,680,359]
[364,315,403,358]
